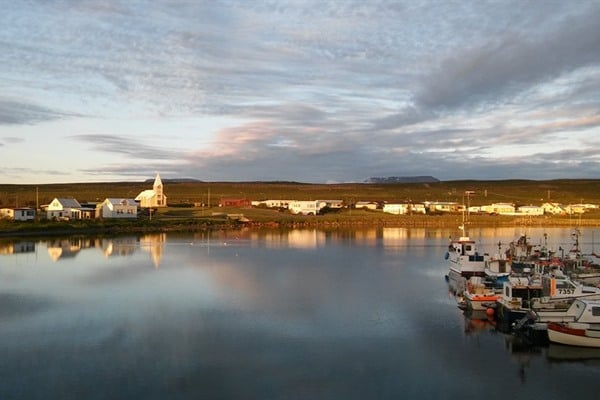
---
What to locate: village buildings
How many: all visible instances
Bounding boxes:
[2,175,598,222]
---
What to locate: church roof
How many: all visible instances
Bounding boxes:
[135,190,156,200]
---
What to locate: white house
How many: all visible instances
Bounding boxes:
[383,203,409,215]
[46,198,82,220]
[481,203,515,215]
[565,204,587,215]
[424,201,460,213]
[542,202,566,215]
[0,207,36,221]
[251,199,293,209]
[316,200,345,210]
[411,203,427,214]
[517,205,544,216]
[355,201,378,210]
[136,173,167,208]
[289,200,321,215]
[98,198,138,219]
[383,203,427,215]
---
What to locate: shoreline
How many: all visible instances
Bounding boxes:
[2,213,600,239]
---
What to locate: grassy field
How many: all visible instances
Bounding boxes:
[1,179,600,237]
[2,179,600,208]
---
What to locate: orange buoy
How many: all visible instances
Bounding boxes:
[486,308,495,318]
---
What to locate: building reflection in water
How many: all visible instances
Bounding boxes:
[0,241,35,255]
[40,235,165,267]
[139,233,166,269]
[47,239,83,262]
[100,237,138,257]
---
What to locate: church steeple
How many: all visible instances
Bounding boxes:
[153,173,163,191]
[153,173,164,206]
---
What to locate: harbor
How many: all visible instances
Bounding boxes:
[2,226,600,399]
[446,227,600,349]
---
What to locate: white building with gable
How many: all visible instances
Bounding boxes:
[46,198,82,220]
[136,173,168,208]
[98,198,138,219]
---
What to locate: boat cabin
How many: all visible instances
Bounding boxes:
[501,277,544,309]
[562,299,600,324]
[448,237,486,262]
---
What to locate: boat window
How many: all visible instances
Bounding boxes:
[465,245,472,252]
[593,307,600,317]
[555,280,576,289]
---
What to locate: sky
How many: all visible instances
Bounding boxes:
[1,0,600,184]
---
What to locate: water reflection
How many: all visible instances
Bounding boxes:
[1,227,600,399]
[0,234,169,267]
[546,343,600,363]
[47,238,84,261]
[140,233,166,268]
[0,240,35,254]
[100,236,138,257]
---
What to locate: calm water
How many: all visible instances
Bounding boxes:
[1,226,600,399]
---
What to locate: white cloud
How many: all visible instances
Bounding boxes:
[0,1,599,183]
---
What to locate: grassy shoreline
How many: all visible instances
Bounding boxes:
[3,179,600,237]
[2,207,600,238]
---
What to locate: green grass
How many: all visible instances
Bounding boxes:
[2,179,600,208]
[2,179,600,237]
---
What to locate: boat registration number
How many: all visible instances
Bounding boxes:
[557,288,575,295]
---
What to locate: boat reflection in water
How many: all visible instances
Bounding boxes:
[547,343,600,363]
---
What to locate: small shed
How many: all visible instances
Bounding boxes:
[0,207,36,221]
[219,198,251,208]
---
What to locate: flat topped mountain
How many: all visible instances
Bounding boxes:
[365,176,440,184]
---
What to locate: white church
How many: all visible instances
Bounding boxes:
[136,173,168,208]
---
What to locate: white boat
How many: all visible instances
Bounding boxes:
[494,270,600,331]
[547,299,600,348]
[445,232,490,294]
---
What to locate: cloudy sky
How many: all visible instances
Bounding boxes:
[1,0,599,184]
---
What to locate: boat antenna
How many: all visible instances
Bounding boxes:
[461,191,475,237]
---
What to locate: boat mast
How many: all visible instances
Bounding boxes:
[461,191,475,238]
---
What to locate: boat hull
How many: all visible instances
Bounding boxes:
[465,294,499,311]
[547,323,600,348]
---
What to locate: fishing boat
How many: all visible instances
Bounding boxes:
[462,258,510,312]
[444,192,491,294]
[462,276,504,311]
[445,199,491,290]
[445,233,489,294]
[494,268,600,332]
[547,299,600,348]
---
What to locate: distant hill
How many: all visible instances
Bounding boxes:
[143,178,203,183]
[365,176,440,184]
